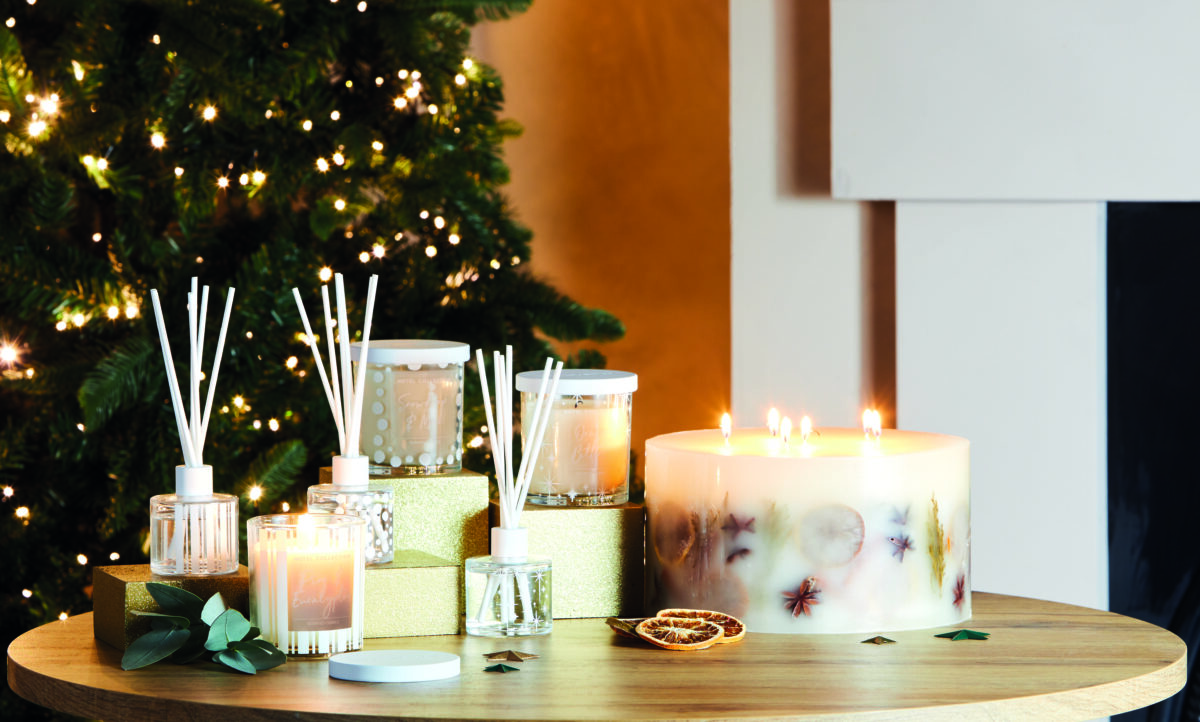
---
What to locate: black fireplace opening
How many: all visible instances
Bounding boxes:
[1109,202,1200,721]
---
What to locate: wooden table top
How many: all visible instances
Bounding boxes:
[6,592,1186,721]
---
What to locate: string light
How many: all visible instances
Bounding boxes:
[152,34,160,45]
[251,170,266,184]
[0,344,17,364]
[463,58,474,70]
[372,244,385,258]
[358,251,370,263]
[249,485,263,501]
[302,120,312,131]
[412,71,421,80]
[55,321,67,331]
[92,233,102,242]
[96,158,108,171]
[239,173,249,185]
[21,589,31,598]
[490,259,501,270]
[28,118,47,137]
[58,612,68,621]
[5,18,14,29]
[109,552,120,561]
[448,233,460,245]
[375,77,384,86]
[76,423,85,432]
[334,199,346,211]
[357,1,367,10]
[216,176,229,189]
[15,506,29,519]
[202,105,217,121]
[82,155,94,166]
[455,74,466,86]
[281,501,290,512]
[174,167,184,177]
[252,420,262,430]
[72,60,84,81]
[76,554,88,565]
[39,94,59,115]
[405,85,419,100]
[371,140,383,151]
[264,109,273,118]
[316,157,329,172]
[2,486,12,498]
[332,152,345,166]
[425,245,437,258]
[330,110,340,121]
[106,306,119,320]
[318,266,333,281]
[0,111,9,123]
[433,216,445,229]
[233,395,245,408]
[393,97,407,110]
[72,313,85,326]
[245,331,252,339]
[150,132,165,149]
[427,104,438,115]
[468,435,483,448]
[398,69,409,79]
[125,303,139,319]
[268,418,280,431]
[419,210,429,219]
[285,356,298,369]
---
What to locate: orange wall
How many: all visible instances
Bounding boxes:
[475,1,731,480]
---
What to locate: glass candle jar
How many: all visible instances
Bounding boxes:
[351,340,469,476]
[516,369,637,506]
[247,513,366,657]
[150,465,239,576]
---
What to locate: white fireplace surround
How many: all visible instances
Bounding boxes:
[726,0,1192,611]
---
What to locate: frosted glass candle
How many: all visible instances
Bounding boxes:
[351,340,469,476]
[516,369,637,506]
[248,513,366,657]
[644,427,970,634]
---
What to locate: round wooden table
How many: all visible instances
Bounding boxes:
[6,592,1186,720]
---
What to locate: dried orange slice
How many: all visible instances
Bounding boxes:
[635,617,724,651]
[656,608,746,644]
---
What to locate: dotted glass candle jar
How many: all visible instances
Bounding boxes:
[351,340,469,476]
[516,369,638,507]
[248,513,366,657]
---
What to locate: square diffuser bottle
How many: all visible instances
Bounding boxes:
[147,279,239,576]
[293,274,394,566]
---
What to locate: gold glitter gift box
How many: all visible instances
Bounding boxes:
[320,467,488,564]
[489,500,645,619]
[92,564,249,650]
[364,550,461,637]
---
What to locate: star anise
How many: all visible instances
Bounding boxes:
[888,534,913,561]
[722,513,756,538]
[952,573,967,610]
[783,577,821,618]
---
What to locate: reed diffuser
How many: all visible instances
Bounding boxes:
[293,273,394,565]
[465,347,562,637]
[148,278,239,576]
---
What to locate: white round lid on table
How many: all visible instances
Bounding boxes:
[328,650,461,683]
[515,368,637,396]
[350,340,470,366]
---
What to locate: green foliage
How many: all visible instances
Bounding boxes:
[0,1,619,716]
[121,583,284,673]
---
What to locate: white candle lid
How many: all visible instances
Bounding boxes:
[515,368,637,395]
[328,650,460,683]
[350,340,470,366]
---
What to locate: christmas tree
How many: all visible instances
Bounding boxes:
[0,1,621,715]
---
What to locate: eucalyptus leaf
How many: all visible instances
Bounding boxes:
[205,608,252,651]
[242,626,261,642]
[229,639,286,671]
[121,626,191,670]
[132,610,190,629]
[213,649,257,675]
[169,626,210,664]
[200,592,227,626]
[146,582,204,621]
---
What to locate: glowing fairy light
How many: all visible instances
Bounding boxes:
[82,155,95,166]
[58,612,68,621]
[0,345,17,364]
[316,157,330,172]
[427,104,438,115]
[55,321,67,331]
[15,506,30,519]
[233,395,245,409]
[0,110,9,123]
[76,554,88,565]
[268,418,280,431]
[398,69,409,79]
[511,256,520,266]
[393,97,408,109]
[489,259,501,270]
[125,304,138,319]
[2,486,12,498]
[318,267,333,282]
[96,158,108,171]
[302,119,312,131]
[152,34,160,45]
[202,105,217,121]
[332,152,345,166]
[372,244,385,259]
[357,1,366,10]
[27,118,47,137]
[330,110,341,121]
[252,170,266,184]
[359,251,370,263]
[110,552,120,560]
[425,245,437,258]
[375,77,384,86]
[106,306,119,320]
[245,331,252,338]
[405,85,420,100]
[150,132,165,149]
[371,140,383,151]
[448,233,460,245]
[412,70,421,80]
[174,167,184,177]
[285,356,298,369]
[39,94,59,115]
[463,58,474,70]
[72,313,85,326]
[419,210,429,219]
[249,485,263,501]
[433,216,445,229]
[345,80,353,89]
[24,94,34,103]
[281,501,291,512]
[5,19,14,29]
[72,61,84,81]
[334,199,346,211]
[238,173,249,186]
[21,589,31,598]
[217,176,229,189]
[77,423,85,432]
[468,435,483,448]
[252,419,262,430]
[265,109,273,118]
[92,233,102,242]
[455,73,466,86]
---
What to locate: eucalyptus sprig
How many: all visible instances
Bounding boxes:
[121,582,286,674]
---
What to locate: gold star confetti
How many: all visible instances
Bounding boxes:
[484,650,538,662]
[483,663,520,673]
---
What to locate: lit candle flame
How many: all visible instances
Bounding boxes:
[720,412,732,443]
[780,416,792,444]
[800,415,813,444]
[862,409,882,441]
[767,407,780,436]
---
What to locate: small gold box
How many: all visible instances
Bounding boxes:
[320,467,489,565]
[489,501,645,619]
[92,564,249,650]
[364,550,461,638]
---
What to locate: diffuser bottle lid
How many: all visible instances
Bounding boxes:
[175,465,214,497]
[516,369,637,395]
[490,526,529,560]
[331,455,369,491]
[351,340,470,366]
